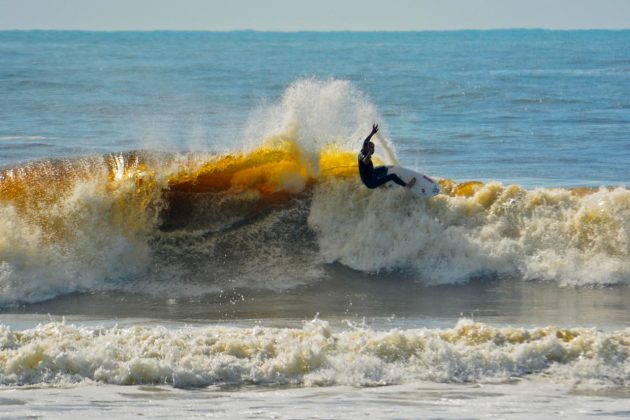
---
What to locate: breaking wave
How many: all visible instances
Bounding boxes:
[0,79,629,306]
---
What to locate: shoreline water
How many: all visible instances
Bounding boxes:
[2,380,629,419]
[3,278,630,330]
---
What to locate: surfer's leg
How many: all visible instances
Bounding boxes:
[372,173,406,188]
[373,166,388,178]
[365,167,406,188]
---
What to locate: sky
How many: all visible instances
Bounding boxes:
[1,0,629,31]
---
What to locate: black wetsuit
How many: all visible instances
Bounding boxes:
[358,139,406,189]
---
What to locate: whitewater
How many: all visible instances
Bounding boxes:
[1,30,629,418]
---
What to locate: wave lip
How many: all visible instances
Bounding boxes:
[0,319,628,388]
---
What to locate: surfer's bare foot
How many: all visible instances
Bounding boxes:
[407,177,416,188]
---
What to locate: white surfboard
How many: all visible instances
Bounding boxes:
[385,165,440,198]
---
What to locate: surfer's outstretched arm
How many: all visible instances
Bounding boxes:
[362,124,379,149]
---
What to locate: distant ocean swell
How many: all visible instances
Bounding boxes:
[0,319,628,388]
[0,80,629,306]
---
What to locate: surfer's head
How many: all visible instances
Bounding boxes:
[360,142,374,157]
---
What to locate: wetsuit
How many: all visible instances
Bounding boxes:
[358,139,406,189]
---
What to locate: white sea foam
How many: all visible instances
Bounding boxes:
[0,319,628,389]
[308,179,630,286]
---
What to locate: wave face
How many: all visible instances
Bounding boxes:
[1,319,628,388]
[1,80,629,306]
[0,153,167,304]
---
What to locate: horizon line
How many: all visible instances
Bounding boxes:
[1,27,629,33]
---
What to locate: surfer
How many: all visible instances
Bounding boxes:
[358,124,416,189]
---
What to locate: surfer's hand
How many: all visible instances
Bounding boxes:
[371,124,379,134]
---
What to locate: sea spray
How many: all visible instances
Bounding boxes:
[241,79,397,170]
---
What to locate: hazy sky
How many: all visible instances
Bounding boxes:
[1,0,629,31]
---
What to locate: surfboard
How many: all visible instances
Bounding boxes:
[385,166,440,198]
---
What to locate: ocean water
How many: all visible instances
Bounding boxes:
[1,30,630,418]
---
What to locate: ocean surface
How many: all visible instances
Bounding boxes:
[1,30,629,418]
